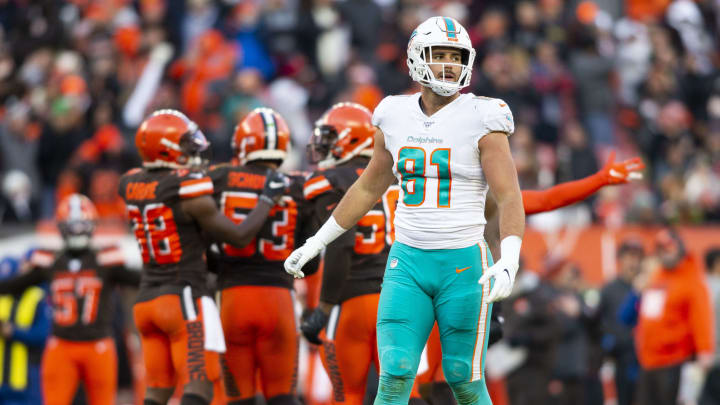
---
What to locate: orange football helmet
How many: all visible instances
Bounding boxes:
[56,194,98,250]
[232,107,291,165]
[309,102,375,169]
[135,109,209,168]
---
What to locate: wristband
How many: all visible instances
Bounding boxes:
[315,216,348,247]
[500,235,522,265]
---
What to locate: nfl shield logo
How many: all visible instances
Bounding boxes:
[390,258,398,269]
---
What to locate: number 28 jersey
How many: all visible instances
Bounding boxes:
[372,93,515,249]
[118,167,214,301]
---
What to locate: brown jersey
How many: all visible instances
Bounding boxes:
[303,161,400,303]
[0,247,139,341]
[208,164,317,290]
[118,167,214,301]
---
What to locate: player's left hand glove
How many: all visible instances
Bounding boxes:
[479,236,522,303]
[599,151,645,185]
[301,308,330,345]
[479,257,519,302]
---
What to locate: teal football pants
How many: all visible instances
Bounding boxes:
[374,240,494,405]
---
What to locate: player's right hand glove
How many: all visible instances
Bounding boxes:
[599,151,645,185]
[260,170,288,204]
[301,308,330,345]
[284,236,324,279]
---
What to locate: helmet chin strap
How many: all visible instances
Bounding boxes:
[427,82,459,97]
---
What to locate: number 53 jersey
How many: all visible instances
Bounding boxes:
[207,164,318,290]
[372,93,514,250]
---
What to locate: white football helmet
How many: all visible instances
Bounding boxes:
[407,16,476,97]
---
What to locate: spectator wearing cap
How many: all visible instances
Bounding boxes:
[634,229,715,405]
[701,248,720,405]
[597,238,645,405]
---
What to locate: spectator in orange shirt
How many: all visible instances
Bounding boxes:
[634,229,715,405]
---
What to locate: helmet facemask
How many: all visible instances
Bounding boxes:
[59,219,95,251]
[308,124,373,169]
[178,127,210,168]
[408,44,474,97]
[308,124,336,165]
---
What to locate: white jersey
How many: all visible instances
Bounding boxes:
[372,92,514,249]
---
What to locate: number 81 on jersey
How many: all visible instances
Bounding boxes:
[397,147,451,207]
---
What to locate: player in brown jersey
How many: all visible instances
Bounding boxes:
[207,108,319,405]
[0,194,140,405]
[118,110,286,405]
[299,103,427,405]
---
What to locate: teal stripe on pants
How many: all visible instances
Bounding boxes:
[375,241,494,405]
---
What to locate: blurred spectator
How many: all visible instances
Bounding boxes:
[0,257,50,405]
[1,170,33,223]
[569,25,615,146]
[531,40,575,145]
[634,229,715,405]
[555,121,599,218]
[36,93,90,218]
[503,267,561,405]
[546,260,594,405]
[0,100,40,222]
[0,0,716,226]
[597,238,644,405]
[225,2,276,80]
[702,248,720,405]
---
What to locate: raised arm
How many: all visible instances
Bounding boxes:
[285,129,396,278]
[523,152,644,215]
[478,132,525,302]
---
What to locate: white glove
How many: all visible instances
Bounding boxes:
[284,236,324,279]
[284,216,348,279]
[479,236,522,302]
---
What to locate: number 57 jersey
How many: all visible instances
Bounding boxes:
[372,93,514,250]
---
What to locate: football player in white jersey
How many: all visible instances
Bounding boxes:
[285,16,524,405]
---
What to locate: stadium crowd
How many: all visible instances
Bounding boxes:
[0,1,719,405]
[0,0,718,225]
